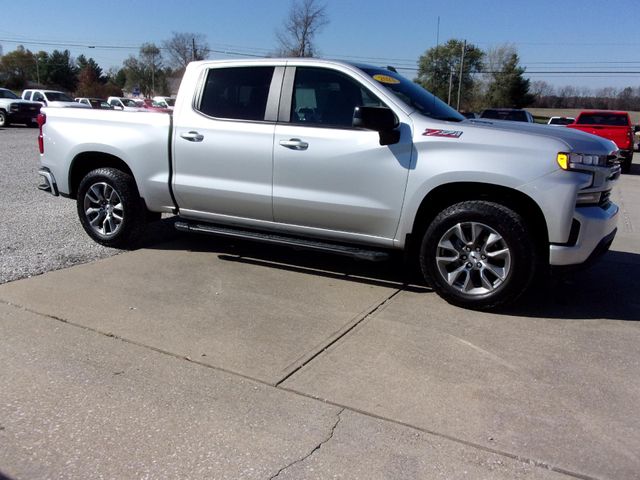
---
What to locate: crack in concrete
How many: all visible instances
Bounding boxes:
[275,288,404,387]
[269,408,344,480]
[0,300,603,480]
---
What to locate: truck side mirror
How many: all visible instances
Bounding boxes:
[352,106,400,146]
[634,125,640,133]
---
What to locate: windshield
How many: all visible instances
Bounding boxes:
[549,117,574,125]
[45,92,73,102]
[361,67,464,122]
[122,99,139,107]
[481,109,528,122]
[0,89,19,99]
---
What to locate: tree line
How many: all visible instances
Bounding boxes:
[0,32,210,98]
[2,0,638,112]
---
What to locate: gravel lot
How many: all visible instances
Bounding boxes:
[0,126,176,284]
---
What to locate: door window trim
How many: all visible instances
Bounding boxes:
[277,65,389,130]
[191,65,285,124]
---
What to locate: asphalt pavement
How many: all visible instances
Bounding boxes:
[1,128,639,479]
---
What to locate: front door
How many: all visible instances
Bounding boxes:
[273,66,413,241]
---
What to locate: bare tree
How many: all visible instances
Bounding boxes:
[276,0,329,57]
[163,32,210,70]
[531,80,555,98]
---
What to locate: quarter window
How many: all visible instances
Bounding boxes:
[291,67,385,128]
[199,67,274,121]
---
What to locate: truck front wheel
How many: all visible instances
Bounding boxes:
[419,201,537,310]
[76,168,146,248]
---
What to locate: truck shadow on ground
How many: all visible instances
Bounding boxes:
[149,225,639,321]
[504,249,640,321]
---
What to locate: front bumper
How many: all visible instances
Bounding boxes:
[549,202,618,266]
[38,167,59,196]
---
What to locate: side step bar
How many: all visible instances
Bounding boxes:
[174,221,390,262]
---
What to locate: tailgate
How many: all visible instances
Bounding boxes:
[568,124,631,149]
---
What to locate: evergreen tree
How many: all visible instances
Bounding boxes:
[416,39,483,109]
[485,53,534,108]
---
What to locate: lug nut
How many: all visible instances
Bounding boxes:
[481,255,486,260]
[466,262,473,268]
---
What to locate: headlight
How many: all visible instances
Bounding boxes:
[557,152,607,170]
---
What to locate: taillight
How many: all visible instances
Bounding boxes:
[37,113,46,154]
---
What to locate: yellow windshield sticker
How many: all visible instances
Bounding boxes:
[373,74,400,85]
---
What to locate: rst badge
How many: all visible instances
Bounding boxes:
[422,129,463,138]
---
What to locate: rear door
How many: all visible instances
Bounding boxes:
[172,64,284,222]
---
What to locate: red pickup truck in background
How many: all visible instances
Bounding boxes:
[567,110,637,173]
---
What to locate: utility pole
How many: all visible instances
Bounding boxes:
[456,40,466,110]
[447,66,454,105]
[192,37,196,62]
[35,56,40,85]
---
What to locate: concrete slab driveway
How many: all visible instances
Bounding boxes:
[1,166,639,479]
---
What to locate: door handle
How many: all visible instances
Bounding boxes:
[180,131,204,142]
[279,138,309,150]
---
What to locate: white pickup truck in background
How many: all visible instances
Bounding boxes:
[37,59,620,310]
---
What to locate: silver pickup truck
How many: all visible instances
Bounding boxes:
[37,58,620,310]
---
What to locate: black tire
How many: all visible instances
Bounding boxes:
[420,201,537,310]
[28,121,38,128]
[621,154,632,174]
[0,110,8,127]
[76,168,147,248]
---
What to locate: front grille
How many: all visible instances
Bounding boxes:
[10,103,40,114]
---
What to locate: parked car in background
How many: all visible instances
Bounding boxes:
[479,108,535,122]
[0,87,41,127]
[75,98,114,109]
[548,116,575,126]
[567,110,636,173]
[107,97,143,111]
[139,98,172,113]
[152,96,175,110]
[22,89,90,109]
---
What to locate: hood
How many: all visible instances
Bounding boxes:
[47,101,91,108]
[465,118,617,155]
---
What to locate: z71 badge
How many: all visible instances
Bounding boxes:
[422,129,463,138]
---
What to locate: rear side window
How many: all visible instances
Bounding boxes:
[577,113,628,126]
[199,66,274,121]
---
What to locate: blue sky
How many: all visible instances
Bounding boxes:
[2,0,640,90]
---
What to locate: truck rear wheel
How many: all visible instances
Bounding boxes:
[621,152,633,174]
[76,168,146,248]
[419,201,537,310]
[0,110,8,127]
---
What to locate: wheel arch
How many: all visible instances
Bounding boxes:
[409,182,549,263]
[69,152,135,199]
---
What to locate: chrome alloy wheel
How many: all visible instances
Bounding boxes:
[435,222,511,295]
[83,182,124,237]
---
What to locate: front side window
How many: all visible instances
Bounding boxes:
[45,92,73,102]
[291,67,384,128]
[33,92,45,102]
[0,89,19,99]
[199,66,274,121]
